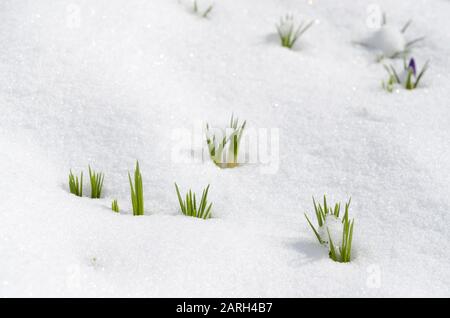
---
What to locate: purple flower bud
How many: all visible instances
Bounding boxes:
[408,58,416,76]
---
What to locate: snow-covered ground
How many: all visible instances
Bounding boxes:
[1,0,449,297]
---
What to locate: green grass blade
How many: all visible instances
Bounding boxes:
[327,228,338,262]
[175,183,186,214]
[176,184,212,219]
[112,199,120,213]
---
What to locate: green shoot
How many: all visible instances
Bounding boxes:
[304,195,354,262]
[376,15,424,59]
[128,161,144,216]
[327,229,338,261]
[410,60,429,89]
[401,19,411,33]
[276,14,313,49]
[175,183,212,219]
[382,58,429,92]
[327,217,354,263]
[228,114,247,166]
[69,170,83,197]
[193,0,213,18]
[206,114,246,168]
[206,124,227,167]
[88,165,104,199]
[112,199,120,213]
[382,70,396,93]
[304,213,324,244]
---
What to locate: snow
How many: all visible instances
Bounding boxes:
[318,215,343,247]
[277,15,296,37]
[367,25,406,57]
[1,0,450,297]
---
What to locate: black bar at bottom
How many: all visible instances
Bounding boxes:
[0,298,447,315]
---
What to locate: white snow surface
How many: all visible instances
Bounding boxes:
[367,26,406,57]
[1,0,449,297]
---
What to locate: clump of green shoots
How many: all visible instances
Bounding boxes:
[68,170,83,197]
[382,57,429,92]
[206,114,246,168]
[128,161,144,216]
[111,199,120,213]
[192,0,213,18]
[88,166,104,199]
[276,14,313,49]
[304,196,355,263]
[175,183,212,219]
[382,72,397,93]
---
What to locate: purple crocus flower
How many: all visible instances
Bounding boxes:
[408,58,416,76]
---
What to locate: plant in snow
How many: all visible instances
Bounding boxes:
[68,170,83,197]
[192,0,213,18]
[382,57,429,92]
[327,211,354,263]
[276,14,314,49]
[304,196,354,263]
[128,161,144,216]
[175,183,212,219]
[366,14,424,59]
[111,199,120,213]
[88,165,104,199]
[206,114,246,168]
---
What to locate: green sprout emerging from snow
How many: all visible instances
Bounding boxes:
[387,17,425,59]
[276,14,313,49]
[128,161,144,216]
[304,196,355,263]
[68,170,83,197]
[382,57,429,92]
[88,166,104,199]
[193,0,213,18]
[111,199,120,213]
[327,214,354,263]
[175,183,212,219]
[206,114,246,168]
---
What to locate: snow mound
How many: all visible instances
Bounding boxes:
[0,0,450,297]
